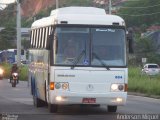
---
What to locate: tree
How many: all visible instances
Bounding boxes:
[21,38,30,49]
[0,27,16,50]
[118,0,160,28]
[135,37,159,63]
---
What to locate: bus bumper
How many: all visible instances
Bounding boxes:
[49,91,127,106]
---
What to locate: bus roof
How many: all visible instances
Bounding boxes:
[31,7,125,29]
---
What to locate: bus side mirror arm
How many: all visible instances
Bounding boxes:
[127,37,134,54]
[127,31,134,54]
[46,35,53,50]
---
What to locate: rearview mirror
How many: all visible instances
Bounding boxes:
[127,29,134,54]
[46,34,53,50]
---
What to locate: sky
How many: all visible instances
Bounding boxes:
[0,0,16,10]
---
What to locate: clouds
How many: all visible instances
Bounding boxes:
[0,0,16,4]
[0,0,16,10]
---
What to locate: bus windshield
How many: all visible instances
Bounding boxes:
[54,26,126,67]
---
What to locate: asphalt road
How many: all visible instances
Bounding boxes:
[0,79,160,120]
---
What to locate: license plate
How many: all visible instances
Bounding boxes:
[82,98,96,103]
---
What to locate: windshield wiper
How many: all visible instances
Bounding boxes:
[92,52,110,70]
[71,50,86,69]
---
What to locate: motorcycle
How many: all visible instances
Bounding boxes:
[11,72,19,87]
[0,67,4,80]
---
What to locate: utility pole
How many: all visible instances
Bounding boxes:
[16,0,21,66]
[0,1,21,65]
[56,0,59,9]
[109,0,112,14]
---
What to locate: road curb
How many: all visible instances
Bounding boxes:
[128,92,160,99]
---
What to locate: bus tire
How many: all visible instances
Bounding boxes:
[33,96,44,107]
[31,77,36,95]
[48,103,58,113]
[107,106,117,113]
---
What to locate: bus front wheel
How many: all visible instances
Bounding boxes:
[107,106,117,113]
[48,103,58,113]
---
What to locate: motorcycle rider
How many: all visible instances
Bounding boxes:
[10,63,19,83]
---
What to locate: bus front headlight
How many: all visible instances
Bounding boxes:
[55,83,61,89]
[55,82,69,90]
[111,84,118,91]
[111,84,124,92]
[62,83,69,90]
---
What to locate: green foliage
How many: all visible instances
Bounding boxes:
[135,37,156,54]
[0,0,94,27]
[22,38,30,49]
[128,66,160,96]
[0,27,16,50]
[21,18,33,27]
[19,65,28,81]
[2,0,160,28]
[0,62,28,81]
[0,62,11,78]
[133,36,160,64]
[0,4,16,27]
[118,0,160,28]
[147,54,160,65]
[61,0,93,6]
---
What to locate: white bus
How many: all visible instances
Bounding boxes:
[29,7,128,113]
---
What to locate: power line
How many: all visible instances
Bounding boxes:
[126,0,159,1]
[117,11,160,17]
[121,3,160,9]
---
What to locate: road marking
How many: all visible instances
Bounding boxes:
[1,95,33,105]
[12,98,33,105]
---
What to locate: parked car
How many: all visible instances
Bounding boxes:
[142,63,160,75]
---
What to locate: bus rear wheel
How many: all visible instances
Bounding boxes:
[33,96,45,107]
[48,103,58,113]
[107,106,117,113]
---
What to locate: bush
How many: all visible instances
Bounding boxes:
[0,62,11,78]
[19,65,28,81]
[128,66,160,96]
[0,62,28,81]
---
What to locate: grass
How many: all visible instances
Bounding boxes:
[0,62,28,81]
[1,62,11,78]
[128,66,160,96]
[19,65,28,81]
[1,63,160,96]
